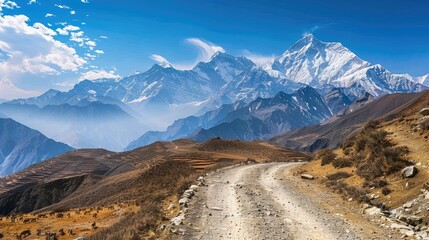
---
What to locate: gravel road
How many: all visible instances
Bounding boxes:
[179,162,366,240]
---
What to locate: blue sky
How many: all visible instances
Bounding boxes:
[0,0,428,99]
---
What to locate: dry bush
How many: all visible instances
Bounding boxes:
[89,160,199,240]
[339,121,411,181]
[382,187,392,196]
[317,149,336,166]
[332,157,353,168]
[326,172,352,181]
[326,180,369,203]
[363,178,387,188]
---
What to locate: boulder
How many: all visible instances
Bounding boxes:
[300,174,315,180]
[420,108,429,116]
[401,166,418,178]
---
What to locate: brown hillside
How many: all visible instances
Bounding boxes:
[0,138,308,239]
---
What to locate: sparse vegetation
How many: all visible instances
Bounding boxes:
[338,121,411,180]
[332,157,353,168]
[326,172,352,181]
[317,149,337,166]
[326,180,369,203]
[382,187,392,196]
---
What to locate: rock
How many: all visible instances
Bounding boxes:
[364,206,382,216]
[400,229,415,237]
[391,223,412,230]
[420,108,429,116]
[398,215,423,226]
[178,197,189,206]
[171,215,185,225]
[401,166,418,178]
[300,174,315,180]
[403,202,413,208]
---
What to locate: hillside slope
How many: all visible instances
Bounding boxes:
[271,91,429,152]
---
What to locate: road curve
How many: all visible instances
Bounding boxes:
[180,162,364,240]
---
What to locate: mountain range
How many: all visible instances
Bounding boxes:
[0,117,73,177]
[127,86,332,150]
[3,34,429,153]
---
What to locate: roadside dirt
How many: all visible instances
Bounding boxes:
[178,163,399,239]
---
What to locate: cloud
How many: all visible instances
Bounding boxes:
[79,69,120,81]
[54,4,70,9]
[0,0,19,10]
[99,35,108,39]
[0,78,39,99]
[56,25,80,35]
[186,38,225,63]
[70,10,76,15]
[94,49,104,54]
[242,50,274,67]
[81,0,89,3]
[45,13,54,17]
[302,24,333,36]
[70,31,85,44]
[27,0,37,5]
[150,54,172,68]
[151,38,225,70]
[0,14,86,98]
[85,40,96,50]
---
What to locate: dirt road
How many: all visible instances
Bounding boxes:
[179,163,391,240]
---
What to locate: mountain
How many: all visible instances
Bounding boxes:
[0,102,145,151]
[125,100,246,150]
[270,90,429,152]
[190,86,332,142]
[7,34,428,134]
[269,34,427,97]
[0,118,73,177]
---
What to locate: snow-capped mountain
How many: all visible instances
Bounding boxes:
[190,86,332,142]
[0,118,73,177]
[269,34,427,97]
[127,86,332,149]
[5,34,428,151]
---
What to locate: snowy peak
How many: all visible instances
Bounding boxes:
[193,52,255,83]
[272,34,370,86]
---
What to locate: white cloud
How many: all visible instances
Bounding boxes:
[100,35,108,39]
[150,54,172,68]
[54,4,70,9]
[70,31,85,44]
[150,38,225,70]
[185,38,225,63]
[94,49,104,54]
[242,50,275,67]
[70,10,76,15]
[45,13,54,17]
[56,25,80,35]
[0,14,86,98]
[27,0,37,5]
[85,40,96,50]
[81,0,89,3]
[0,0,19,10]
[33,22,56,36]
[85,53,95,58]
[79,69,120,81]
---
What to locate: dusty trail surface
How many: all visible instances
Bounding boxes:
[180,163,387,240]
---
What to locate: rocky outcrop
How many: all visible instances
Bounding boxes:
[401,166,418,178]
[419,108,429,116]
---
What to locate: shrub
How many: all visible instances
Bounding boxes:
[382,187,392,195]
[363,179,387,188]
[327,172,352,181]
[326,180,369,203]
[332,157,353,168]
[318,149,336,166]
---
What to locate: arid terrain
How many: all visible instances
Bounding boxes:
[178,162,399,240]
[0,138,308,239]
